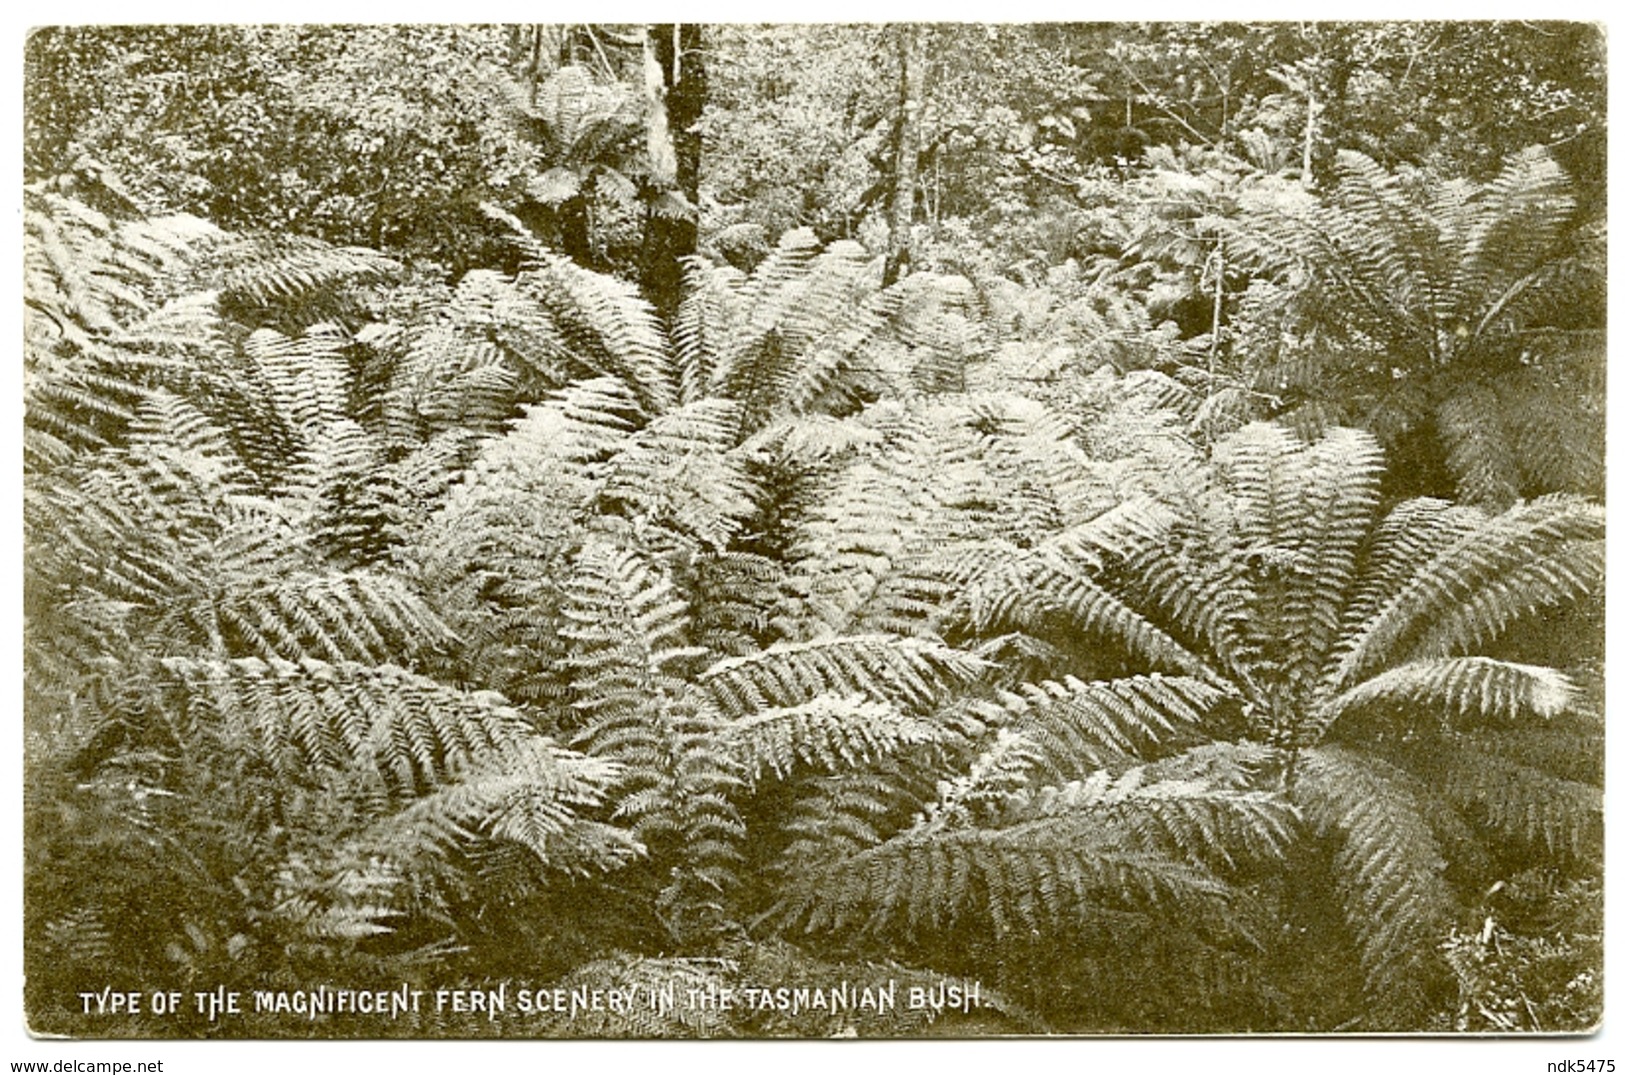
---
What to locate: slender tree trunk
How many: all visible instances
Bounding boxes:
[640,23,706,322]
[1302,88,1317,189]
[557,195,593,267]
[529,25,544,106]
[1208,240,1224,386]
[883,24,926,287]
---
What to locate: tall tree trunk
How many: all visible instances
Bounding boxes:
[640,23,706,322]
[882,24,926,287]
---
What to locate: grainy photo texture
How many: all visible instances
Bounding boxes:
[21,23,1606,1038]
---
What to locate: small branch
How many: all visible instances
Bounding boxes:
[1110,54,1217,147]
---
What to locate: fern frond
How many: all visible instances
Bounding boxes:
[717,693,944,784]
[242,324,353,434]
[958,501,1219,680]
[914,729,1044,832]
[778,767,929,865]
[374,738,640,873]
[699,635,986,716]
[999,770,1297,871]
[482,204,676,413]
[24,194,223,455]
[1449,147,1576,333]
[772,811,1234,940]
[156,656,536,796]
[1333,496,1604,688]
[676,551,785,658]
[218,569,457,666]
[26,190,219,335]
[370,319,522,449]
[1318,657,1575,735]
[592,397,756,552]
[1431,738,1601,862]
[673,257,746,404]
[1222,148,1599,503]
[212,233,399,315]
[412,380,642,604]
[1466,722,1603,787]
[270,852,404,942]
[778,457,958,638]
[1501,355,1606,498]
[992,674,1230,776]
[560,542,699,730]
[1216,423,1385,689]
[682,232,924,428]
[1293,746,1458,1024]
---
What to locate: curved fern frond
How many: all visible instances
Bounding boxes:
[25,192,222,455]
[413,380,641,608]
[777,774,913,869]
[1341,498,1480,630]
[1318,657,1575,736]
[717,693,945,785]
[1216,423,1385,688]
[210,233,400,322]
[366,317,522,451]
[243,325,353,434]
[673,256,745,404]
[1431,738,1601,862]
[771,799,1244,941]
[992,674,1230,776]
[698,635,986,716]
[592,397,756,552]
[999,771,1297,871]
[959,501,1219,681]
[156,656,536,796]
[561,542,700,729]
[680,233,961,429]
[217,569,458,666]
[482,203,676,413]
[1448,147,1577,333]
[914,729,1044,832]
[1293,746,1458,1024]
[779,454,960,638]
[1436,383,1522,509]
[677,551,785,658]
[374,738,641,874]
[1332,496,1604,689]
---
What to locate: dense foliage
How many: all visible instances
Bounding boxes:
[23,22,1604,1037]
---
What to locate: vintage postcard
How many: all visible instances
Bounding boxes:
[19,22,1605,1048]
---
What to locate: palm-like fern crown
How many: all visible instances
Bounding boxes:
[955,419,1602,1023]
[1223,149,1604,505]
[495,63,645,210]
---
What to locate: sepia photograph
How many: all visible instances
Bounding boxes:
[15,12,1609,1060]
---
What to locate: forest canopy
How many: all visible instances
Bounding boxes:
[22,22,1605,1037]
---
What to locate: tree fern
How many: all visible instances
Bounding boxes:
[1221,149,1603,503]
[950,419,1602,1025]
